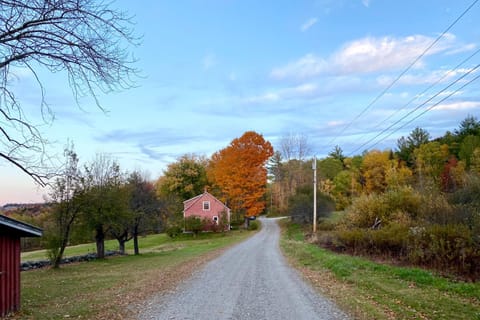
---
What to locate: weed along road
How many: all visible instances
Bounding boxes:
[139,217,349,320]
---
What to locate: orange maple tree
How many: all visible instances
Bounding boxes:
[209,131,274,220]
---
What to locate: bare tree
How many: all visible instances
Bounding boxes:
[0,0,138,185]
[280,133,310,161]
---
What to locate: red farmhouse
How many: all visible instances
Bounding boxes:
[183,191,231,231]
[0,214,42,317]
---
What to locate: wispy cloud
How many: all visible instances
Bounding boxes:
[432,100,480,111]
[202,53,217,70]
[270,54,327,80]
[243,83,319,105]
[300,17,318,32]
[362,0,371,8]
[138,144,167,160]
[95,128,195,146]
[446,43,477,55]
[271,34,456,80]
[376,67,476,86]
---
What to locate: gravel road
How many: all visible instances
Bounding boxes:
[138,217,349,320]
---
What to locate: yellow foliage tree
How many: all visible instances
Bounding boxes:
[361,150,391,194]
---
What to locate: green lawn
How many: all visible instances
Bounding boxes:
[14,230,253,319]
[281,222,480,320]
[21,233,172,262]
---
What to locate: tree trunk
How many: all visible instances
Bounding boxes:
[133,225,140,255]
[53,237,68,269]
[244,217,250,229]
[95,226,105,259]
[53,216,75,268]
[118,239,125,255]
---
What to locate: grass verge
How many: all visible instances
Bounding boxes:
[10,230,253,320]
[280,222,480,320]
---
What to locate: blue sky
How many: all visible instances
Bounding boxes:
[2,0,480,204]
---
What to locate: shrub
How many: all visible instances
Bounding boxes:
[407,224,480,277]
[166,226,183,238]
[343,193,388,228]
[184,216,206,235]
[417,192,454,225]
[343,187,421,229]
[334,223,410,257]
[369,223,410,256]
[248,220,260,230]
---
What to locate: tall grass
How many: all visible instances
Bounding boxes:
[281,222,480,320]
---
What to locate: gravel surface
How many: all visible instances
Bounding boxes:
[138,217,350,320]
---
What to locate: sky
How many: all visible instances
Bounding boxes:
[1,0,480,205]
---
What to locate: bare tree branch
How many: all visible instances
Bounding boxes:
[0,0,139,186]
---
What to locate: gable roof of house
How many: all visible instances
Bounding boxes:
[183,191,230,213]
[0,214,43,237]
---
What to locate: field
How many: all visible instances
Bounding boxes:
[11,231,253,319]
[281,222,480,320]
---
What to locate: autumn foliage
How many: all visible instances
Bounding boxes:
[209,131,273,221]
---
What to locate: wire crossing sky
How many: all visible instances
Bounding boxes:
[327,0,479,149]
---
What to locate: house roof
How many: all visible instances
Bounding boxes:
[0,214,43,237]
[183,191,230,213]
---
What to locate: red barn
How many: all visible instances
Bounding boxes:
[0,214,42,317]
[183,191,230,231]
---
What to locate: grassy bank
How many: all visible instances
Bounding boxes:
[281,222,480,320]
[12,231,253,319]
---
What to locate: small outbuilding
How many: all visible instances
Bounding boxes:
[183,191,231,231]
[0,214,42,317]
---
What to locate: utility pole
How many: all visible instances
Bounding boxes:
[312,156,317,233]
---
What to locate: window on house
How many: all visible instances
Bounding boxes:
[213,216,218,224]
[203,201,210,210]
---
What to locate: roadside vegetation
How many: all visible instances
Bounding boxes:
[281,222,480,320]
[12,230,253,319]
[269,117,480,281]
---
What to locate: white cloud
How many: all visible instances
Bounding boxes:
[333,34,453,74]
[300,17,318,32]
[432,100,480,111]
[270,54,327,80]
[271,33,456,80]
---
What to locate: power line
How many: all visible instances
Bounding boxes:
[371,46,480,132]
[348,63,480,155]
[347,47,480,154]
[325,0,479,148]
[367,73,480,150]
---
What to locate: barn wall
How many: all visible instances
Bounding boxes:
[0,234,21,317]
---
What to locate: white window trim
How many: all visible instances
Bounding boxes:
[203,201,210,211]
